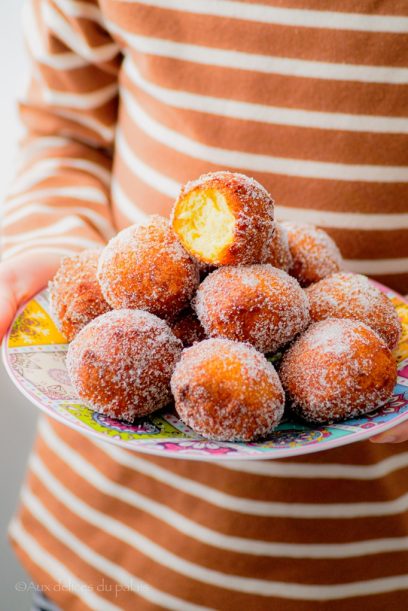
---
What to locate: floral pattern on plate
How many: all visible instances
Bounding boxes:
[3,286,408,460]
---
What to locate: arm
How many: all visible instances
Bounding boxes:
[370,425,408,444]
[0,0,120,337]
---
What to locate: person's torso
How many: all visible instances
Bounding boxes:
[10,5,408,609]
[101,0,408,292]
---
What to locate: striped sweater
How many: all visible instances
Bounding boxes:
[3,1,408,609]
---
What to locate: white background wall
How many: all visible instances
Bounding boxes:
[0,2,39,609]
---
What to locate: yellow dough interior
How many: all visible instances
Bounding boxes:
[175,189,235,262]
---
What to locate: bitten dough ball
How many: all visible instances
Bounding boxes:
[171,171,275,266]
[307,272,402,350]
[194,264,310,353]
[98,216,200,320]
[266,222,293,272]
[283,222,343,287]
[169,308,207,347]
[67,309,182,421]
[171,338,285,441]
[280,318,397,424]
[49,249,111,342]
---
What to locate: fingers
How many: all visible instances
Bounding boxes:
[0,251,63,343]
[9,252,63,303]
[0,280,18,342]
[370,421,408,444]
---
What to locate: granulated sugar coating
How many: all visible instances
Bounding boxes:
[194,264,310,353]
[280,318,397,425]
[170,307,207,347]
[67,309,182,421]
[307,272,402,350]
[171,338,285,441]
[171,171,275,267]
[266,222,293,272]
[283,222,343,287]
[49,249,111,342]
[97,216,200,320]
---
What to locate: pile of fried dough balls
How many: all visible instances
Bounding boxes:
[50,171,401,442]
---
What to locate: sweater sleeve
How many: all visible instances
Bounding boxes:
[1,0,121,261]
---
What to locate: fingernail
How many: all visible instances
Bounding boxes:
[370,435,397,443]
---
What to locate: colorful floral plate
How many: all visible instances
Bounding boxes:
[3,285,408,460]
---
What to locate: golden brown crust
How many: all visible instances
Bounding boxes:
[194,264,310,354]
[171,338,285,441]
[306,272,402,350]
[283,222,343,287]
[280,318,397,424]
[171,171,275,266]
[67,309,182,421]
[97,216,200,320]
[169,308,207,347]
[265,222,293,272]
[49,249,111,342]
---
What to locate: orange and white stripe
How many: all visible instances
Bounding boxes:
[3,1,408,609]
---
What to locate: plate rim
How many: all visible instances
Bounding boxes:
[2,283,408,461]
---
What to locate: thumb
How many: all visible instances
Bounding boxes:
[0,279,18,341]
[0,251,64,342]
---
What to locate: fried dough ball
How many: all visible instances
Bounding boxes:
[280,318,397,424]
[171,171,275,266]
[194,264,310,353]
[171,338,285,441]
[266,222,293,272]
[67,309,182,421]
[97,216,200,320]
[307,272,402,350]
[49,249,111,342]
[169,308,207,347]
[283,222,343,287]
